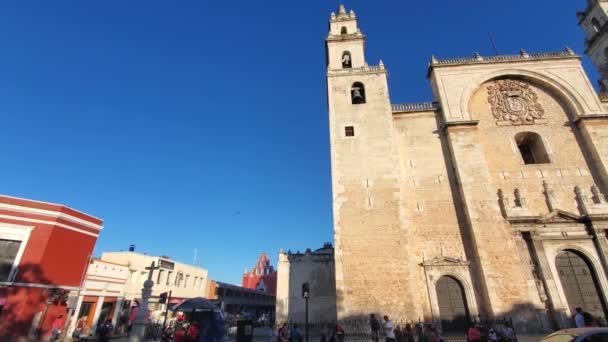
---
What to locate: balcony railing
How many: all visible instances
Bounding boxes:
[392,102,438,113]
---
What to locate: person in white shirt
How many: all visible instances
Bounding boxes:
[575,307,585,328]
[383,315,396,342]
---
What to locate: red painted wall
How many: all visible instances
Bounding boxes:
[242,253,277,296]
[0,195,101,340]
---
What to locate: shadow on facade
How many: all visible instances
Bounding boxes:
[279,299,569,338]
[0,262,60,340]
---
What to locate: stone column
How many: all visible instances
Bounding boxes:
[67,295,84,336]
[529,238,568,329]
[89,296,105,335]
[130,278,154,341]
[112,298,124,327]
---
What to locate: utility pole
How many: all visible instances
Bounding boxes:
[161,290,172,338]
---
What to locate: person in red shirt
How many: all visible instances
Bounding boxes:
[173,326,187,342]
[467,324,481,342]
[186,322,200,341]
[50,315,64,341]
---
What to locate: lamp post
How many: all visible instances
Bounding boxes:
[302,282,310,342]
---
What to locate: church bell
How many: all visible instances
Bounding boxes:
[352,87,363,103]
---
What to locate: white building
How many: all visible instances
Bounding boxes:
[67,259,129,337]
[100,251,209,317]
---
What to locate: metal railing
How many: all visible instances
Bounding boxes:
[392,102,438,113]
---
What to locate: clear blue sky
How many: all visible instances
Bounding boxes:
[0,1,597,285]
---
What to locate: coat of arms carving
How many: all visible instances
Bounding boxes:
[487,79,546,125]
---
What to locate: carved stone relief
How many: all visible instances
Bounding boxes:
[487,79,546,125]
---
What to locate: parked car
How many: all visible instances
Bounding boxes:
[542,328,608,341]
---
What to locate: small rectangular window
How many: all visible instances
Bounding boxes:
[0,239,21,281]
[345,126,355,137]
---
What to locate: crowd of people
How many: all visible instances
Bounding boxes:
[268,314,522,342]
[370,314,442,342]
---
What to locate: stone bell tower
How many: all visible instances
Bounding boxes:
[326,5,413,320]
[578,0,608,90]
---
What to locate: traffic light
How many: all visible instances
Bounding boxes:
[302,282,310,299]
[159,292,168,304]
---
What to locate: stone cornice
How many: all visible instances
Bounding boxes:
[327,64,386,77]
[326,33,366,43]
[427,49,579,78]
[575,113,608,125]
[441,120,479,133]
[421,256,469,267]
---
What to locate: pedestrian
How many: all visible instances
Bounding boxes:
[370,314,380,342]
[403,323,415,342]
[186,322,199,341]
[291,323,303,342]
[279,323,290,342]
[575,307,585,328]
[50,314,64,341]
[488,327,498,342]
[504,324,515,342]
[384,316,396,342]
[395,325,404,342]
[173,326,187,342]
[414,324,427,342]
[424,325,440,342]
[467,324,481,342]
[335,324,345,342]
[97,319,113,342]
[584,311,595,327]
[73,315,88,339]
[118,313,128,333]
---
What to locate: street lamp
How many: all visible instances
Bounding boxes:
[302,282,310,342]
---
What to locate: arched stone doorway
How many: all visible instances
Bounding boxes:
[556,250,607,323]
[436,276,470,332]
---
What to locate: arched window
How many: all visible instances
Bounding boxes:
[342,51,352,68]
[515,132,550,164]
[341,26,347,35]
[351,82,366,104]
[592,18,601,33]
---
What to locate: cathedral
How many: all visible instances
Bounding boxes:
[324,1,608,333]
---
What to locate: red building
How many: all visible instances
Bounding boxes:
[242,253,277,295]
[0,195,102,340]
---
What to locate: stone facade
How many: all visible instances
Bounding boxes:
[326,4,608,333]
[275,244,337,323]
